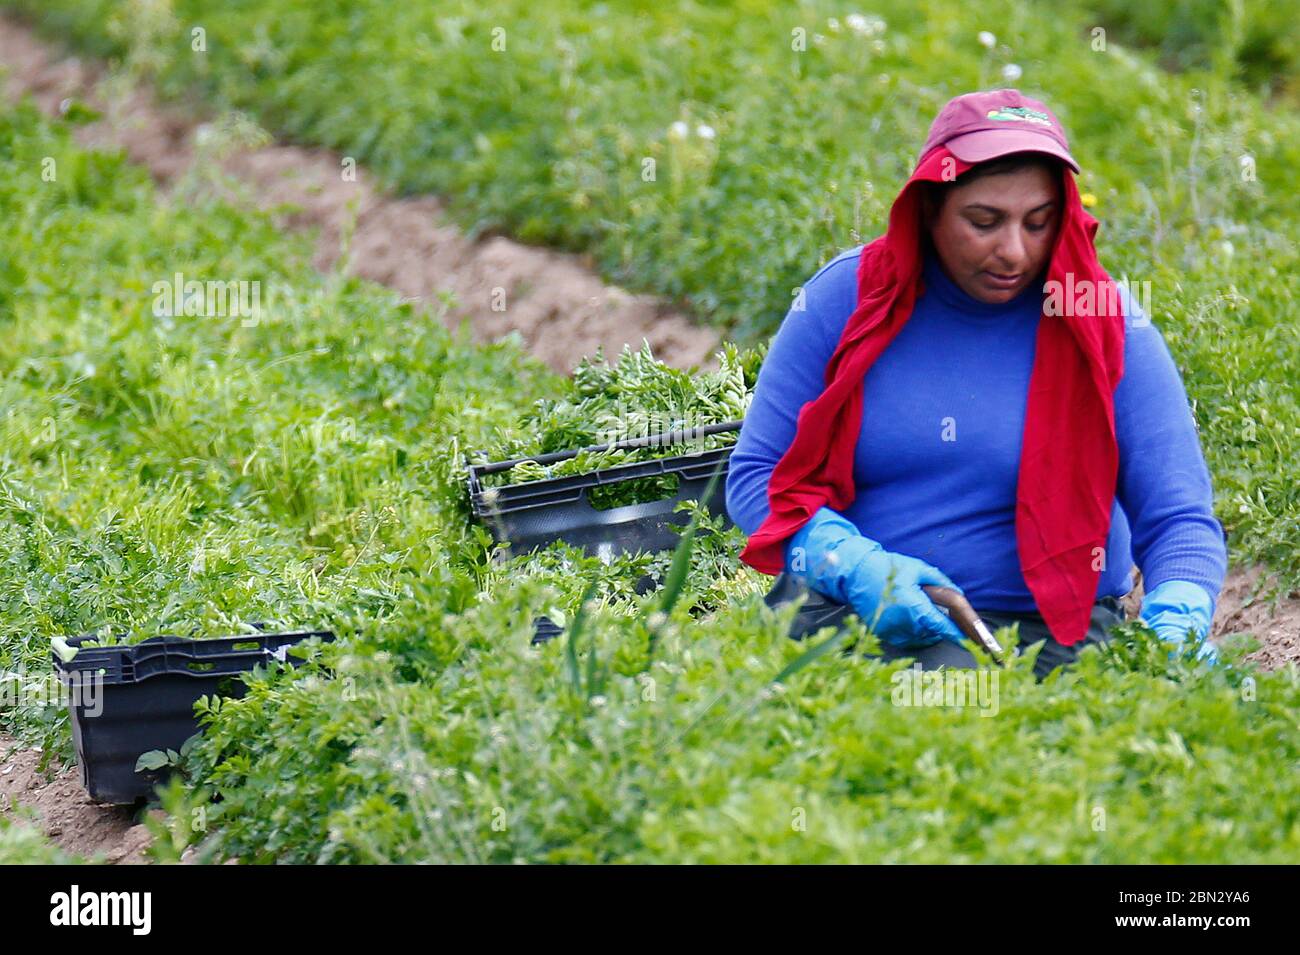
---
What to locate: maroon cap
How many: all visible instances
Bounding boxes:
[919,88,1079,174]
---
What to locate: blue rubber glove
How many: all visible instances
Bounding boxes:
[784,506,966,648]
[1139,579,1218,664]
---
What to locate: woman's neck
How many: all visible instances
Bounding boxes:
[920,242,1044,317]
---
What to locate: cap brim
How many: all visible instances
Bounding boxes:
[944,129,1081,174]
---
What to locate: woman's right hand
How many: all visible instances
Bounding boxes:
[838,543,967,647]
[787,507,966,648]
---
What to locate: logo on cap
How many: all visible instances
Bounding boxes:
[985,106,1052,127]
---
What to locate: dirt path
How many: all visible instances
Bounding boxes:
[1208,565,1300,669]
[0,14,721,377]
[0,734,154,862]
[0,13,1296,866]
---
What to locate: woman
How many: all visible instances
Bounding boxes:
[725,89,1227,679]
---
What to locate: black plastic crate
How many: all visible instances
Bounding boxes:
[467,421,741,646]
[466,420,740,561]
[530,615,565,646]
[52,627,334,804]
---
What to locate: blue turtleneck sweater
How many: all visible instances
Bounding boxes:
[725,246,1228,613]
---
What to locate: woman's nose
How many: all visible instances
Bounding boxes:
[996,227,1028,267]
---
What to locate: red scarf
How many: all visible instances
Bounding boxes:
[740,145,1126,646]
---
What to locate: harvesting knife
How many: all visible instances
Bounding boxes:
[922,585,1006,663]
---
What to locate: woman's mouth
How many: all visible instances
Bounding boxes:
[982,271,1023,290]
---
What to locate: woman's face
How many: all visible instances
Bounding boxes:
[926,165,1062,304]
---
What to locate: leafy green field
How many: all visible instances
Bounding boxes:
[0,811,75,863]
[6,0,1299,583]
[2,0,1300,862]
[0,95,1297,865]
[5,1,1296,332]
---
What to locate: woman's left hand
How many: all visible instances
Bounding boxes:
[1139,579,1218,663]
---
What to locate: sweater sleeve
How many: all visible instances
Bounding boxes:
[1113,285,1228,606]
[724,253,857,537]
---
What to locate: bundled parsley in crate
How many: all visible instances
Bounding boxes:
[471,339,764,508]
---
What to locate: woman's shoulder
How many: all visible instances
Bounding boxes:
[1110,277,1197,405]
[808,244,865,284]
[783,245,865,351]
[803,245,866,308]
[1113,278,1170,359]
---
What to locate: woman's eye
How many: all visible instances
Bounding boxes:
[1025,221,1048,233]
[970,220,997,231]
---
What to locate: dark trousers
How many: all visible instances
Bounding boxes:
[762,572,1127,681]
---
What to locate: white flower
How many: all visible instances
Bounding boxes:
[828,17,841,32]
[847,14,886,36]
[978,31,996,49]
[1001,63,1023,82]
[695,123,716,140]
[668,120,689,141]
